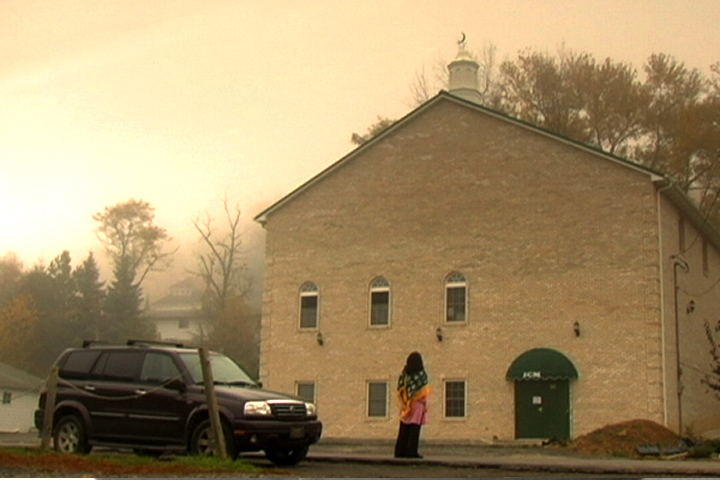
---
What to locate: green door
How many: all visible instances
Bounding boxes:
[515,379,570,440]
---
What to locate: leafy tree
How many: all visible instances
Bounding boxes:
[20,252,80,370]
[93,199,175,286]
[499,49,582,140]
[635,54,706,177]
[0,252,24,307]
[204,295,260,378]
[94,199,171,341]
[569,56,647,155]
[351,116,397,146]
[104,255,155,342]
[0,293,39,370]
[48,250,75,319]
[72,252,105,342]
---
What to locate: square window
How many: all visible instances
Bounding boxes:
[368,381,388,417]
[2,392,10,405]
[178,318,189,329]
[445,380,465,418]
[297,382,316,404]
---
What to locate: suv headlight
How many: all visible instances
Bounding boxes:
[244,401,272,416]
[305,402,317,416]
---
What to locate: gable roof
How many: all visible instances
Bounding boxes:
[0,362,44,391]
[254,91,720,251]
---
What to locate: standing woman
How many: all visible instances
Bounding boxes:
[394,351,430,458]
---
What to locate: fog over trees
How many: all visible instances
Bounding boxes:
[0,198,261,376]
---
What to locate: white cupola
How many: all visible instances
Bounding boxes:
[448,33,483,104]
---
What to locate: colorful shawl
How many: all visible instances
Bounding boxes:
[397,369,430,419]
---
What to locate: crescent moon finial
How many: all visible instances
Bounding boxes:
[458,32,467,48]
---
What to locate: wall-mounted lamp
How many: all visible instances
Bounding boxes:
[686,299,696,314]
[573,321,580,337]
[436,326,444,342]
[316,332,324,346]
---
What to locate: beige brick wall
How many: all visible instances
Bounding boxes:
[259,98,720,440]
[658,195,720,435]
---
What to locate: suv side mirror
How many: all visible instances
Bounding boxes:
[165,378,186,392]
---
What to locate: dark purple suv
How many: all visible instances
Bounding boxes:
[35,340,322,466]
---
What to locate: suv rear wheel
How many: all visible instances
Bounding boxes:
[190,419,237,459]
[264,444,309,466]
[54,414,91,454]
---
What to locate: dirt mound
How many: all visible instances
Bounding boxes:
[571,419,682,458]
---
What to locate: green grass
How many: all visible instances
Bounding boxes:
[0,447,263,475]
[170,454,263,472]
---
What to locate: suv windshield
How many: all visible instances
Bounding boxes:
[178,351,257,386]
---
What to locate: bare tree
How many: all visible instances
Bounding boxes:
[478,42,500,107]
[407,65,435,107]
[192,196,257,375]
[192,196,251,314]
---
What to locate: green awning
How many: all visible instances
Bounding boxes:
[506,348,578,381]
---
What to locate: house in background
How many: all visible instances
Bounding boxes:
[0,362,43,432]
[146,278,207,344]
[254,41,720,441]
[146,278,263,376]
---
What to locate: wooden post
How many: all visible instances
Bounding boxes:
[40,366,59,450]
[198,347,227,459]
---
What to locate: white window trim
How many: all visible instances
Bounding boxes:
[299,282,320,330]
[444,272,468,324]
[366,379,389,419]
[295,380,317,404]
[443,378,468,420]
[369,277,391,328]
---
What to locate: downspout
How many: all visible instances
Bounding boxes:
[671,253,689,434]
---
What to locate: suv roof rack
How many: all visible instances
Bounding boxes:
[82,340,122,348]
[126,339,185,348]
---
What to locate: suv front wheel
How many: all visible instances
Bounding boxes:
[190,419,237,459]
[54,414,91,454]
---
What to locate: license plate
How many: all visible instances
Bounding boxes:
[290,426,305,439]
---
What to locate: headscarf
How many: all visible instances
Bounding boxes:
[397,351,429,418]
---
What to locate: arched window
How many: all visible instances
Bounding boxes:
[369,277,390,326]
[445,271,467,323]
[299,282,319,329]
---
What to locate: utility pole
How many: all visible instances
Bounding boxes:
[40,366,59,450]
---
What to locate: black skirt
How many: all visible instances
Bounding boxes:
[394,421,422,458]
